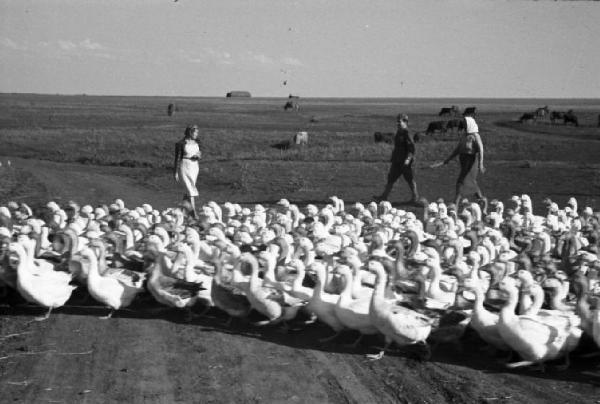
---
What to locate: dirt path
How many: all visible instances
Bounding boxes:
[3,155,600,213]
[1,305,599,404]
[1,156,178,210]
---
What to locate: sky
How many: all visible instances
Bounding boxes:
[0,0,599,98]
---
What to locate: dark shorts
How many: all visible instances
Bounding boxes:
[387,161,415,184]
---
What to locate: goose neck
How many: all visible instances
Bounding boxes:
[500,286,519,321]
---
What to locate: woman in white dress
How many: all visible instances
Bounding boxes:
[174,125,202,218]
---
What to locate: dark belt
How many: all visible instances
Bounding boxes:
[183,156,199,161]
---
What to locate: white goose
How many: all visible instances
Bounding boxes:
[86,239,146,289]
[592,304,600,349]
[80,247,141,318]
[146,239,206,310]
[463,277,510,352]
[241,252,306,326]
[17,235,56,275]
[172,242,214,312]
[306,261,346,342]
[10,242,76,320]
[497,276,582,370]
[366,260,433,360]
[333,265,378,347]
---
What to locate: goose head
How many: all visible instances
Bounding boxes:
[367,260,386,280]
[516,269,536,287]
[8,241,27,264]
[153,226,171,249]
[498,275,520,296]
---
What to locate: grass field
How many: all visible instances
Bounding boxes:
[1,94,600,403]
[1,94,599,212]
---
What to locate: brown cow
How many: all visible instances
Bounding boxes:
[374,131,394,144]
[519,113,536,123]
[550,111,565,124]
[439,105,459,117]
[445,119,464,131]
[426,121,447,135]
[283,101,299,111]
[563,110,578,127]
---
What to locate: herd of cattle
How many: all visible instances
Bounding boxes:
[518,106,585,127]
[519,106,600,128]
[373,104,600,144]
[373,106,476,143]
[167,100,598,149]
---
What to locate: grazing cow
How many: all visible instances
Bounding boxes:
[426,121,447,135]
[283,101,299,111]
[550,111,565,124]
[463,107,477,116]
[374,131,394,144]
[439,105,459,117]
[535,106,549,119]
[445,119,464,132]
[519,113,537,123]
[293,131,308,146]
[167,103,175,117]
[597,113,600,127]
[563,110,578,127]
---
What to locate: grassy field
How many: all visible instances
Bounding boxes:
[0,94,599,211]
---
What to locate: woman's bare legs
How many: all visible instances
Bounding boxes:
[190,196,198,218]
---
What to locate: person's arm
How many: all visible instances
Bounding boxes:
[404,132,416,165]
[474,132,485,173]
[443,143,460,165]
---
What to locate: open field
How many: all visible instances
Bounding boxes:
[1,94,600,211]
[1,94,600,403]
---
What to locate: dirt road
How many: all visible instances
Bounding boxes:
[1,304,599,404]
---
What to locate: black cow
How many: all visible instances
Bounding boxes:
[167,103,175,116]
[463,107,477,116]
[426,121,447,135]
[374,131,394,144]
[519,113,536,123]
[439,105,459,117]
[283,101,299,111]
[550,111,565,124]
[563,110,578,127]
[445,119,464,131]
[597,113,600,127]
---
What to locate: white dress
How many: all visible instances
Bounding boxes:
[179,141,200,197]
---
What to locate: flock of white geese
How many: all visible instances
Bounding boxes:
[0,195,599,369]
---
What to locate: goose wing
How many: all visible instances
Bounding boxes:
[104,267,147,288]
[159,275,206,297]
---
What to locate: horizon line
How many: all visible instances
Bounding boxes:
[2,92,600,101]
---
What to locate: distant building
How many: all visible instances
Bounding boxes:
[226,91,251,98]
